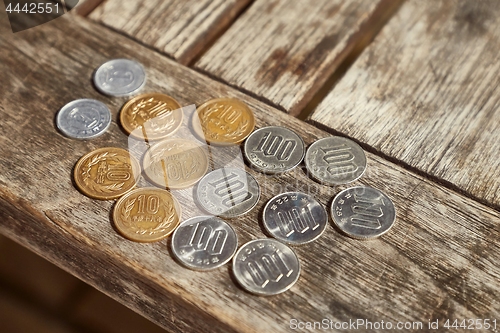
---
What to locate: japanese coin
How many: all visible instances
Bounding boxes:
[233,239,300,296]
[120,93,183,141]
[113,188,182,242]
[305,136,366,185]
[263,192,327,245]
[243,126,305,174]
[192,98,255,145]
[171,216,238,270]
[195,168,260,218]
[93,59,146,96]
[143,138,209,189]
[57,99,111,139]
[74,147,140,200]
[330,186,396,240]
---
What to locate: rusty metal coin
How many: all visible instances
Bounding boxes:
[74,147,140,200]
[143,138,209,189]
[192,98,255,145]
[113,188,182,242]
[120,93,183,140]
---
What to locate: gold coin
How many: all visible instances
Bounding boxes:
[113,188,182,242]
[143,138,209,189]
[192,98,255,145]
[120,93,184,140]
[74,147,140,200]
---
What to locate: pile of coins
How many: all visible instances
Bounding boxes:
[58,59,396,296]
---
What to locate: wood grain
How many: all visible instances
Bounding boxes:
[309,0,500,210]
[195,0,403,115]
[88,0,251,65]
[0,13,499,332]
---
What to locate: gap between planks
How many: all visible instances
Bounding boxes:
[75,0,500,213]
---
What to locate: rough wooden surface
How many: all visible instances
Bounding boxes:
[195,0,403,115]
[309,0,500,210]
[88,0,251,65]
[1,13,500,333]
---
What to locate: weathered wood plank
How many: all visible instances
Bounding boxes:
[195,0,403,115]
[1,13,499,332]
[309,0,500,210]
[70,0,105,16]
[88,0,252,65]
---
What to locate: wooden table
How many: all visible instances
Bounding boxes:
[1,1,499,332]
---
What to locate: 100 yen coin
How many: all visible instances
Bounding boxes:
[196,168,260,218]
[331,186,396,240]
[171,216,238,270]
[233,239,300,295]
[243,126,305,174]
[263,192,327,245]
[305,136,366,185]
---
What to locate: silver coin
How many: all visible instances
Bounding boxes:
[171,216,238,271]
[331,186,396,239]
[93,59,146,96]
[263,192,327,245]
[305,136,366,185]
[195,168,260,218]
[56,99,111,139]
[232,239,300,295]
[243,126,305,174]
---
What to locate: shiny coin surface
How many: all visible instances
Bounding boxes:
[171,216,238,270]
[243,126,305,174]
[196,168,260,218]
[113,188,181,242]
[193,98,255,145]
[331,186,396,240]
[233,239,300,296]
[74,147,140,200]
[143,138,209,189]
[263,192,327,245]
[93,59,146,96]
[305,136,366,185]
[120,93,183,140]
[57,99,111,139]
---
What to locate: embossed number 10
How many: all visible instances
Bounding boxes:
[136,195,160,214]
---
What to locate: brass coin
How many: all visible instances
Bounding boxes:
[113,188,182,242]
[74,147,140,200]
[143,138,209,189]
[192,98,255,145]
[120,93,184,140]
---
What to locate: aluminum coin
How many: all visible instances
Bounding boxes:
[263,192,327,245]
[171,216,238,270]
[93,59,146,96]
[305,136,366,185]
[233,239,300,295]
[195,168,260,218]
[331,186,396,240]
[113,188,182,243]
[243,126,305,174]
[57,99,111,139]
